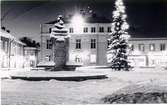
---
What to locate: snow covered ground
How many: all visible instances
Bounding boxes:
[1,67,167,104]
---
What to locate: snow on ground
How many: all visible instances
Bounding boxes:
[2,78,130,105]
[1,67,167,104]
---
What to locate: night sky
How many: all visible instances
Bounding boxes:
[1,0,167,41]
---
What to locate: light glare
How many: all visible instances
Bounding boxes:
[71,14,85,33]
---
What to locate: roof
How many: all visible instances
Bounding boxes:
[0,30,15,39]
[1,29,26,46]
[45,15,112,24]
[24,47,37,50]
[130,37,167,41]
[14,38,26,46]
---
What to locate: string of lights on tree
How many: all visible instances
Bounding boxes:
[108,0,131,71]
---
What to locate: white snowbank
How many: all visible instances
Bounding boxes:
[1,67,167,104]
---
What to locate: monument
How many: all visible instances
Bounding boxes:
[50,15,69,69]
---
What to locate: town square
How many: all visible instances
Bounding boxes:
[1,0,167,104]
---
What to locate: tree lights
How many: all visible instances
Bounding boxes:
[108,0,131,71]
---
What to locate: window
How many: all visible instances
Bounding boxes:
[46,39,52,49]
[107,27,112,32]
[83,27,88,33]
[131,45,134,51]
[45,55,51,61]
[76,39,81,49]
[69,27,74,33]
[2,40,5,50]
[90,54,96,63]
[149,44,155,51]
[160,43,166,51]
[49,28,52,33]
[4,41,8,53]
[138,44,145,51]
[75,55,82,63]
[107,40,111,48]
[99,27,104,32]
[91,39,96,49]
[91,27,96,33]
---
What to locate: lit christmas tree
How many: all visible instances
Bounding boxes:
[108,0,131,71]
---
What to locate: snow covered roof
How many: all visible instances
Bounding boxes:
[24,47,37,50]
[0,30,15,39]
[1,29,26,46]
[14,38,26,46]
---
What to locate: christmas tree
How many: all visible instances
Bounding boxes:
[108,0,131,71]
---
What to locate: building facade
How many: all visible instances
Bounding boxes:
[1,27,39,70]
[39,16,167,67]
[0,28,25,69]
[24,47,39,68]
[129,38,167,67]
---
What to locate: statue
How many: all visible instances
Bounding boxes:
[50,15,69,70]
[50,15,68,41]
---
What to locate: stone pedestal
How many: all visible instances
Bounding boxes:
[52,39,68,69]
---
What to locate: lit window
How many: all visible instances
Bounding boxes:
[91,27,96,33]
[91,39,96,49]
[107,27,112,32]
[138,44,145,51]
[46,39,52,49]
[4,41,8,53]
[99,27,104,32]
[160,43,166,51]
[149,44,155,51]
[69,27,74,33]
[83,27,88,33]
[90,54,96,63]
[76,39,81,49]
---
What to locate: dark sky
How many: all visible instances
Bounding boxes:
[1,0,167,41]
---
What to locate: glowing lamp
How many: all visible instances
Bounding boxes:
[71,14,85,33]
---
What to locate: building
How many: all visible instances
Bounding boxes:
[0,27,25,69]
[24,47,39,68]
[129,38,167,67]
[0,27,40,70]
[39,15,167,68]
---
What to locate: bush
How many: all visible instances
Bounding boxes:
[102,92,167,104]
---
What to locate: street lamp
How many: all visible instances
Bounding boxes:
[71,13,85,33]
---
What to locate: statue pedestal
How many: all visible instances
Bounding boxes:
[49,15,69,70]
[52,39,68,70]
